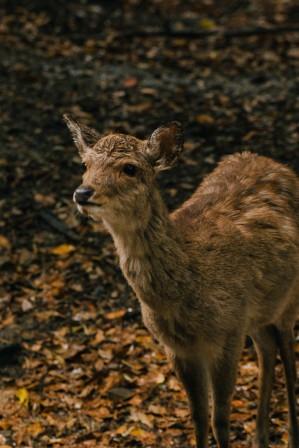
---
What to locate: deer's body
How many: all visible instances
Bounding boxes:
[65,116,299,448]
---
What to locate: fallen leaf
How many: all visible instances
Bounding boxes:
[198,18,216,30]
[114,424,130,435]
[123,77,138,88]
[129,426,150,439]
[288,47,299,59]
[175,408,190,418]
[107,387,135,400]
[91,329,105,345]
[27,421,44,437]
[244,421,255,434]
[0,235,11,249]
[153,372,165,385]
[167,376,181,391]
[15,388,29,408]
[130,409,153,428]
[196,114,215,125]
[51,244,76,255]
[104,309,126,320]
[150,406,167,419]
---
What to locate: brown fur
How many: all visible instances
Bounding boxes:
[65,115,299,448]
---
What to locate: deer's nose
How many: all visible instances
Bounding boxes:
[74,186,94,204]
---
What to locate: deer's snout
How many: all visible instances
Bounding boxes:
[74,186,94,204]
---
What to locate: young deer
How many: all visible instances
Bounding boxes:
[65,115,299,448]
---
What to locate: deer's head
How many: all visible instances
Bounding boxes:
[64,115,183,227]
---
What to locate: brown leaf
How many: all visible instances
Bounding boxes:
[91,329,105,345]
[0,235,11,249]
[148,404,167,415]
[107,387,135,400]
[196,114,215,125]
[123,77,138,88]
[27,421,44,437]
[104,309,126,320]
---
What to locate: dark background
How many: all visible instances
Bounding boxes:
[0,1,298,447]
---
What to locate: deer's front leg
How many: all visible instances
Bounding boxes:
[210,339,243,448]
[172,354,209,448]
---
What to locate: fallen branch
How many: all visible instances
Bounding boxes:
[2,25,298,44]
[123,25,299,39]
[39,209,80,242]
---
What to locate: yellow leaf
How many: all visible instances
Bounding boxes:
[51,244,75,255]
[199,18,216,30]
[129,427,149,438]
[15,388,29,408]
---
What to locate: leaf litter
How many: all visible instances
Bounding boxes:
[0,0,298,447]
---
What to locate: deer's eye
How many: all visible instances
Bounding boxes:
[122,164,137,177]
[82,162,87,172]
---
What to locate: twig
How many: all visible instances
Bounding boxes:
[123,25,299,39]
[39,209,80,242]
[2,25,299,43]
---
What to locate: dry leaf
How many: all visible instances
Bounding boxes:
[51,244,75,255]
[123,77,138,88]
[196,114,215,125]
[130,409,153,428]
[198,18,216,30]
[27,421,44,437]
[129,426,150,439]
[91,329,105,345]
[104,309,126,320]
[0,235,11,249]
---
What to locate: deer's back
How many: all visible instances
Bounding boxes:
[171,152,299,331]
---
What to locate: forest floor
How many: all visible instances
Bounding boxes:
[0,1,298,447]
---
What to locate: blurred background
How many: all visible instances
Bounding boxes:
[0,1,298,447]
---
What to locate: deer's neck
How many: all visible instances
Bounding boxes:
[103,190,191,310]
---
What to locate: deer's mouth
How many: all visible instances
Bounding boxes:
[76,202,103,216]
[77,201,101,207]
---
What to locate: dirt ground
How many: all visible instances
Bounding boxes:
[0,1,298,447]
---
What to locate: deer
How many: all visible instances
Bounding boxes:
[65,114,299,448]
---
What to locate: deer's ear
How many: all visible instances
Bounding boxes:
[145,121,183,171]
[64,114,101,156]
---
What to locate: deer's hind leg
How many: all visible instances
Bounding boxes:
[276,324,298,448]
[251,325,279,448]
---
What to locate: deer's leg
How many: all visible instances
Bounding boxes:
[276,327,298,448]
[251,325,278,448]
[210,340,243,448]
[172,355,209,448]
